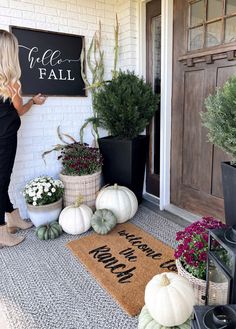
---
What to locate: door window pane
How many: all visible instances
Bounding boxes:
[207,257,229,305]
[151,15,161,175]
[187,0,236,52]
[190,0,204,26]
[189,26,204,50]
[207,0,223,20]
[152,16,161,88]
[225,16,236,43]
[206,21,222,47]
[226,0,236,15]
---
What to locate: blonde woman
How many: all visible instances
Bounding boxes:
[0,30,46,247]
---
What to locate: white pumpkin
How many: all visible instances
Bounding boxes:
[96,184,138,223]
[145,272,195,327]
[59,200,92,235]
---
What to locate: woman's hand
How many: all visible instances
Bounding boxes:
[32,94,47,105]
[11,82,47,115]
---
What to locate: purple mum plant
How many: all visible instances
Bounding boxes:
[59,142,103,176]
[42,127,103,176]
[174,216,226,280]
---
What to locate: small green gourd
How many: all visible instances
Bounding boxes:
[138,306,191,329]
[36,221,63,240]
[91,209,117,234]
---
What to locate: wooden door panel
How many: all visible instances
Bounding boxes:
[183,70,205,190]
[200,65,216,195]
[171,0,236,219]
[179,187,225,218]
[217,66,236,87]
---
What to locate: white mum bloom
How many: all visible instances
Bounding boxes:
[33,196,37,201]
[48,192,52,196]
[33,201,37,206]
[51,188,56,193]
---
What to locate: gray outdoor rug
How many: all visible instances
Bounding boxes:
[0,205,184,329]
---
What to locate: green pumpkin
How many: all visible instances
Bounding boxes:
[91,209,117,235]
[36,221,63,240]
[138,306,191,329]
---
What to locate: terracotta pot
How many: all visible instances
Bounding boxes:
[27,198,62,227]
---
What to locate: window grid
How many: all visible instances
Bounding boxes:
[187,0,236,51]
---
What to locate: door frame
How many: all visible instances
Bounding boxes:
[138,0,173,210]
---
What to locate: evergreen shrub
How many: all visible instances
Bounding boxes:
[201,75,236,164]
[93,71,159,139]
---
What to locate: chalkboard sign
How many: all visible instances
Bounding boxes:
[11,26,86,96]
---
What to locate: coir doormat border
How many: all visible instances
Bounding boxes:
[67,222,176,316]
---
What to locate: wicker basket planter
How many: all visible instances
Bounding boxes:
[176,259,228,306]
[59,171,102,209]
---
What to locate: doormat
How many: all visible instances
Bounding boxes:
[67,222,176,316]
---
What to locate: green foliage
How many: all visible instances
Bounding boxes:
[42,127,103,176]
[59,142,103,176]
[79,22,104,145]
[201,75,236,163]
[93,71,159,139]
[80,17,120,145]
[81,21,104,93]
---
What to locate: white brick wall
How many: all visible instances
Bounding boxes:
[0,0,139,217]
[118,0,139,71]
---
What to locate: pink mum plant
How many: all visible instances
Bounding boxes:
[174,216,226,280]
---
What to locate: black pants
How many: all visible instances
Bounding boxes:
[0,135,17,225]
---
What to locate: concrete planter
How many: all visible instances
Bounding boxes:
[27,198,62,227]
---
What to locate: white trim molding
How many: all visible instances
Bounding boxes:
[165,204,200,223]
[159,0,173,211]
[139,0,173,210]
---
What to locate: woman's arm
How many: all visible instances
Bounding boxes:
[10,82,46,116]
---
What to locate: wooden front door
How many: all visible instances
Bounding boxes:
[146,0,161,197]
[171,0,236,219]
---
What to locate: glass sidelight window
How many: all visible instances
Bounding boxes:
[188,0,236,51]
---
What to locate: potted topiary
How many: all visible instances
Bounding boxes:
[43,128,103,209]
[93,70,159,203]
[201,75,236,225]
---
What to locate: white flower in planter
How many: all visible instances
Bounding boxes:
[23,176,64,206]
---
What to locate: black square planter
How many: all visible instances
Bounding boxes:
[98,135,148,203]
[221,161,236,226]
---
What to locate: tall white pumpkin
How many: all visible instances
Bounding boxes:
[145,272,195,327]
[59,202,92,235]
[96,184,138,223]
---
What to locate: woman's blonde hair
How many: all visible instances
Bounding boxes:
[0,30,21,101]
